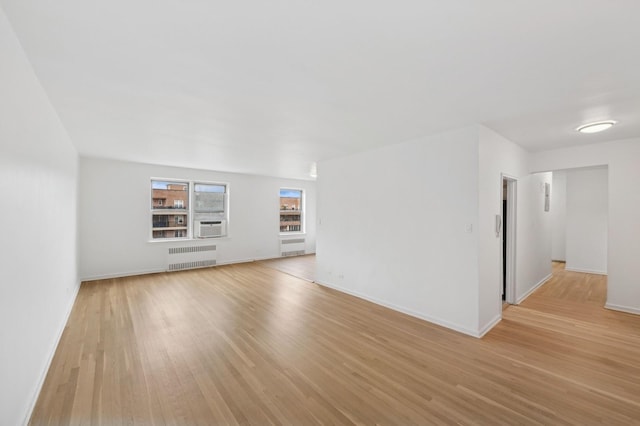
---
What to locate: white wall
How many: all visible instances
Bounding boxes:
[532,138,640,315]
[317,127,481,336]
[565,167,608,274]
[316,125,554,337]
[0,7,79,426]
[514,172,553,303]
[551,171,567,261]
[478,126,551,331]
[79,158,316,280]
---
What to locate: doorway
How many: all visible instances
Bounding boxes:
[502,176,517,305]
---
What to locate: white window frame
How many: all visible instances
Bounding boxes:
[279,188,304,234]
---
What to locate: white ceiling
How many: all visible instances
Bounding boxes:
[2,1,639,180]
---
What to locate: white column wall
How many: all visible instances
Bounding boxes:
[478,126,552,331]
[317,127,481,336]
[478,126,527,331]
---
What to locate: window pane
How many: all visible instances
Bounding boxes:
[194,183,226,213]
[151,180,189,239]
[195,183,225,193]
[280,189,302,199]
[280,189,302,232]
[151,181,189,209]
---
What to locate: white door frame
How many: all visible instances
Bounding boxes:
[501,174,517,305]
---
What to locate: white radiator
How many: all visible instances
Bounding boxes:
[280,238,305,257]
[167,245,217,271]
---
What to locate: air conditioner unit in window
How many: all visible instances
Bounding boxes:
[196,220,226,238]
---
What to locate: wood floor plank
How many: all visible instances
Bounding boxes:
[29,259,640,425]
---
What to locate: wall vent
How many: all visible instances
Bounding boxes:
[167,245,217,271]
[280,238,305,257]
[168,245,217,255]
[168,259,217,271]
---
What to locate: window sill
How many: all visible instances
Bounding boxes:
[279,232,306,237]
[148,236,230,243]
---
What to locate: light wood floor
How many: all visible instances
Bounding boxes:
[258,254,316,282]
[30,259,640,425]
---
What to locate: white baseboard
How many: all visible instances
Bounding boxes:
[478,314,502,338]
[605,303,640,316]
[564,266,607,275]
[81,260,262,281]
[80,253,318,282]
[314,279,483,338]
[516,273,552,305]
[218,257,260,265]
[81,268,165,282]
[23,279,81,425]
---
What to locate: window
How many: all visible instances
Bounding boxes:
[151,180,189,239]
[193,183,227,237]
[280,189,302,232]
[150,179,228,240]
[193,183,226,213]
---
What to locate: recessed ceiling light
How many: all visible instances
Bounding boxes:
[576,120,617,134]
